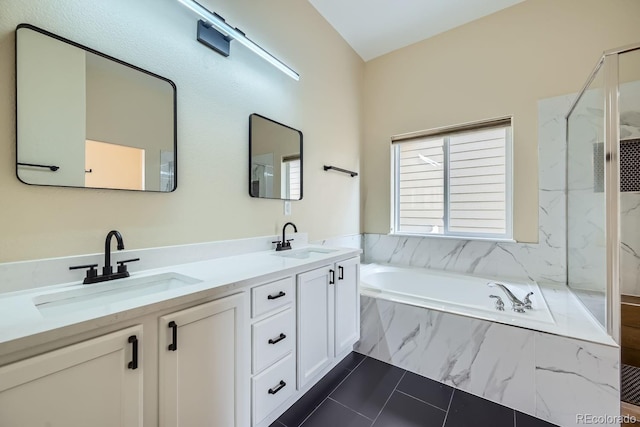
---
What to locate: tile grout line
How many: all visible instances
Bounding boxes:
[296,354,369,427]
[370,370,407,426]
[395,389,447,413]
[327,396,374,421]
[440,389,456,427]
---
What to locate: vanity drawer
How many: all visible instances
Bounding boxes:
[252,308,294,374]
[252,353,295,426]
[252,277,294,318]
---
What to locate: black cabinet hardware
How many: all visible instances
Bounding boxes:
[267,291,286,300]
[128,335,138,370]
[268,333,286,344]
[168,321,178,351]
[329,269,335,284]
[338,266,344,280]
[268,380,286,395]
[117,258,140,274]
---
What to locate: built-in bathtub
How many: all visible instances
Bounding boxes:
[356,263,619,427]
[360,263,555,330]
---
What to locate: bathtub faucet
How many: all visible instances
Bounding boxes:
[487,282,532,313]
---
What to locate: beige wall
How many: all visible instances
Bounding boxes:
[0,0,363,262]
[362,0,640,242]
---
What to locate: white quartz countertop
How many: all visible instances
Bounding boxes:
[0,245,361,355]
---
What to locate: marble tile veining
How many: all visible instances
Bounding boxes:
[357,295,619,427]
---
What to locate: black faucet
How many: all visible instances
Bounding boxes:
[70,230,139,284]
[103,230,125,276]
[273,222,297,251]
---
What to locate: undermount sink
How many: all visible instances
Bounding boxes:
[273,247,338,259]
[33,272,202,316]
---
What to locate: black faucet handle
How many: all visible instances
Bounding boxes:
[69,263,99,271]
[286,238,294,243]
[69,264,99,283]
[117,258,140,274]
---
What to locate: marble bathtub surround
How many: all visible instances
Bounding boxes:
[360,264,613,346]
[356,295,619,427]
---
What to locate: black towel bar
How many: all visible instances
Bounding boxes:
[17,162,59,171]
[323,165,358,177]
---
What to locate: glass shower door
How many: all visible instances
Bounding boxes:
[566,60,608,328]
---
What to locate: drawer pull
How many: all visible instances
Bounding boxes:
[168,321,178,351]
[268,380,286,395]
[128,335,138,370]
[329,269,335,284]
[267,291,286,300]
[338,266,344,280]
[268,333,287,344]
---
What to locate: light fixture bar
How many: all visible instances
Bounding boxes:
[177,0,300,81]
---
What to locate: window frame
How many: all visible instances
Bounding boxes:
[390,118,514,241]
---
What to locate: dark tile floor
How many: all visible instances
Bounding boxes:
[271,352,558,427]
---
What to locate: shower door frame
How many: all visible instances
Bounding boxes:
[566,42,640,344]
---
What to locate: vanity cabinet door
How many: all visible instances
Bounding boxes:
[297,265,334,389]
[159,293,249,427]
[0,325,143,427]
[334,257,360,356]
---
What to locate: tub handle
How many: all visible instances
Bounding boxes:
[489,295,505,311]
[523,292,534,309]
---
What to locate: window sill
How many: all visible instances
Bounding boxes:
[388,232,517,244]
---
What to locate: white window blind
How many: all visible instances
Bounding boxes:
[282,157,301,200]
[392,119,512,239]
[288,159,301,200]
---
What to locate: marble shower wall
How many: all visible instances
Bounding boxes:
[356,295,620,427]
[364,94,574,286]
[619,81,640,296]
[622,193,640,295]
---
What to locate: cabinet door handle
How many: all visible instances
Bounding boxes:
[267,291,286,300]
[168,321,178,351]
[329,269,335,284]
[128,335,138,370]
[338,266,344,280]
[268,380,287,395]
[268,333,287,344]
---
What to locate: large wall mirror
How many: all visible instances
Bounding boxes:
[249,114,303,200]
[15,24,177,192]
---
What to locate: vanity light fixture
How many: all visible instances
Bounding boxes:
[177,0,300,81]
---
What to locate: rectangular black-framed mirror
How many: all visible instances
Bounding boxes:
[15,24,177,192]
[249,114,303,200]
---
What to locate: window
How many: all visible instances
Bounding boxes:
[391,118,512,239]
[282,155,301,200]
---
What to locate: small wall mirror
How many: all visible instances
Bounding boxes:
[249,114,303,200]
[15,24,177,192]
